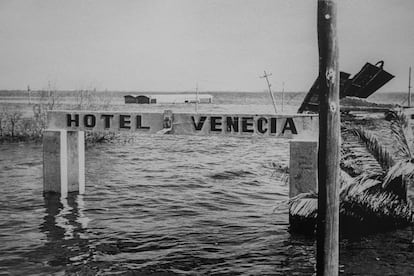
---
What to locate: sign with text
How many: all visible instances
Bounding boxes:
[47,111,318,138]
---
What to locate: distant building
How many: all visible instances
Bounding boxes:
[124,95,138,104]
[124,94,213,104]
[124,95,156,104]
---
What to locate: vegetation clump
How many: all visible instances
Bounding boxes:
[0,90,114,144]
[0,106,46,142]
[289,110,414,234]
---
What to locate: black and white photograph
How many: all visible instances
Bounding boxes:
[1,0,414,275]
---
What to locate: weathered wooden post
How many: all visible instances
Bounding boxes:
[43,129,85,198]
[316,0,340,275]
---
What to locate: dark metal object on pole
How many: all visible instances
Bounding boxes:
[298,62,394,113]
[316,0,340,275]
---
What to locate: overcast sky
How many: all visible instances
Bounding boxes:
[0,0,413,92]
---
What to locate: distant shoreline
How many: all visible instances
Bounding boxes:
[0,90,408,95]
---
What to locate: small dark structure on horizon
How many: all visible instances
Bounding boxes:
[124,95,137,104]
[124,95,156,104]
[124,94,213,104]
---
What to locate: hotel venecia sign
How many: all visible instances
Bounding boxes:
[47,111,318,138]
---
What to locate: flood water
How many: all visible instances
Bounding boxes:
[1,92,414,275]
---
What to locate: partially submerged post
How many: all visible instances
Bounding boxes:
[316,0,340,275]
[43,129,85,198]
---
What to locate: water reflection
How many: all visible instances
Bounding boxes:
[284,233,316,275]
[39,193,92,268]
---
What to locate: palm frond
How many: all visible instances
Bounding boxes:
[388,110,414,159]
[382,160,414,188]
[289,192,317,218]
[340,191,413,228]
[340,169,354,187]
[341,128,384,176]
[340,174,382,200]
[289,170,376,219]
[351,127,395,171]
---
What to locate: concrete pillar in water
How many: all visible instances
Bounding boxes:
[289,140,318,197]
[43,130,85,197]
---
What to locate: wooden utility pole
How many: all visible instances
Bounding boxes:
[27,85,31,104]
[260,71,278,114]
[195,82,199,113]
[281,81,285,112]
[409,66,412,107]
[316,0,340,275]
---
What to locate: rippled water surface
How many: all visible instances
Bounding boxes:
[1,137,310,275]
[1,92,414,275]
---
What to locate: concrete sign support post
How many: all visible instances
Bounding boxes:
[43,129,85,198]
[289,140,318,198]
[316,0,340,275]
